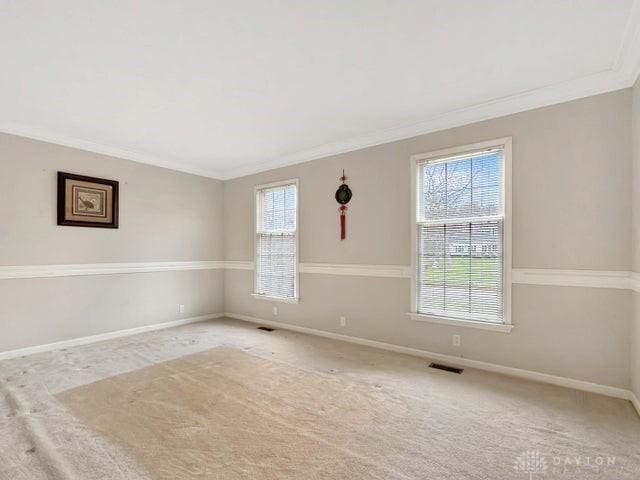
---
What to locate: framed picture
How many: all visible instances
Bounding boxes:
[57,172,119,228]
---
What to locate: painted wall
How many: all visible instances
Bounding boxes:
[0,133,224,352]
[1,89,635,391]
[632,78,640,399]
[224,89,632,389]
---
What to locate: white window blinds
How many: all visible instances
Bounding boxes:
[416,148,505,323]
[255,182,297,299]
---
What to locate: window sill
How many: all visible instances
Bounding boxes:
[407,312,513,333]
[251,293,299,304]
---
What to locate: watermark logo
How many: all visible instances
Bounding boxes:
[514,450,616,477]
[514,451,548,479]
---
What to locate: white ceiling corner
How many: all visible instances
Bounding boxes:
[0,122,225,179]
[614,0,640,84]
[1,1,639,181]
[221,68,631,180]
[223,0,640,180]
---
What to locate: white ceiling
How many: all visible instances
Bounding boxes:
[2,1,640,179]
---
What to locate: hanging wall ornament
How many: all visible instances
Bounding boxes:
[335,169,352,240]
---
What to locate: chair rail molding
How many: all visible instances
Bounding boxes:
[629,272,640,293]
[512,269,632,290]
[1,261,636,291]
[0,261,226,280]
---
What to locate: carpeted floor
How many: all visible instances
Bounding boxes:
[1,318,639,479]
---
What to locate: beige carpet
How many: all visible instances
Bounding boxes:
[1,318,640,479]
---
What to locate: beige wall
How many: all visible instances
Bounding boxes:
[224,89,633,389]
[632,78,640,398]
[0,270,223,352]
[0,133,224,352]
[226,90,631,269]
[1,89,635,391]
[0,133,223,264]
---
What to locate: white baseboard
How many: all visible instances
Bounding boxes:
[631,392,640,417]
[2,311,637,417]
[0,313,224,361]
[224,312,636,404]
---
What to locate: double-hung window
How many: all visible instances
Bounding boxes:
[254,180,298,302]
[411,138,511,329]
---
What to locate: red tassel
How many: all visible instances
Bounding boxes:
[340,206,346,240]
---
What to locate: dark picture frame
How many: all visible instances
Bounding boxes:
[57,172,119,228]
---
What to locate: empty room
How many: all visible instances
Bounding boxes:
[2,1,640,479]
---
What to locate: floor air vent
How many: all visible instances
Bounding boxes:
[257,326,275,332]
[429,363,463,374]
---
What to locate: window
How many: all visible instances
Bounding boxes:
[254,180,298,302]
[411,139,511,327]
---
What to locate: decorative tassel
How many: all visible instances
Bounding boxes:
[335,169,352,241]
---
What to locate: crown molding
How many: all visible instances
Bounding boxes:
[2,70,636,183]
[216,0,640,180]
[614,0,640,86]
[0,123,224,180]
[223,68,632,179]
[3,2,640,181]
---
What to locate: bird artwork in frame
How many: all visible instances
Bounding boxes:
[57,172,119,228]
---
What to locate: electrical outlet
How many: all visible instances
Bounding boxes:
[452,334,461,347]
[178,304,185,314]
[339,316,346,327]
[273,306,278,316]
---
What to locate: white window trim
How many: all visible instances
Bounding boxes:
[407,312,513,332]
[250,293,300,304]
[253,178,300,303]
[408,137,513,332]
